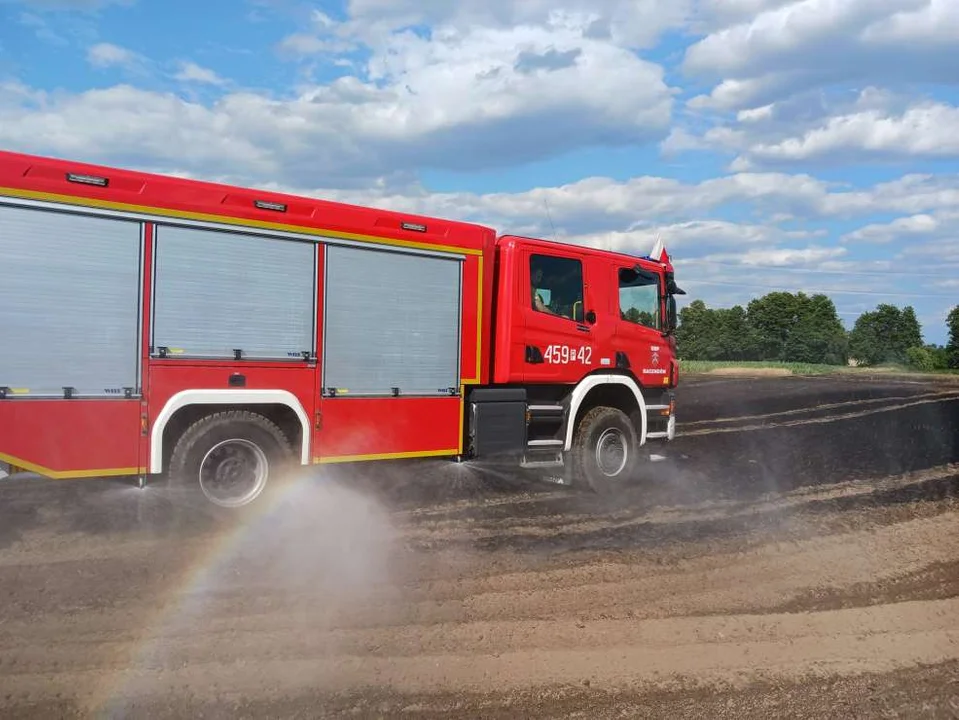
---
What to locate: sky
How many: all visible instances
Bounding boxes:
[0,0,957,345]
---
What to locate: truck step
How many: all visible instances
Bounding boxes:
[527,439,564,447]
[520,457,565,469]
[528,404,564,413]
[646,431,669,439]
[521,447,565,469]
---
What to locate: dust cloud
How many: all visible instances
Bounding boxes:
[96,467,407,714]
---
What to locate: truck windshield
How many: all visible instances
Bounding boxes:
[619,266,660,330]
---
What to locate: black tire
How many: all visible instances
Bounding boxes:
[569,405,640,494]
[167,410,295,509]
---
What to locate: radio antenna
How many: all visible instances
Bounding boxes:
[543,196,557,242]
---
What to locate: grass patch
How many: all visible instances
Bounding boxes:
[679,360,840,376]
[678,359,959,380]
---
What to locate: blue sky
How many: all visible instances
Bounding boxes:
[1,0,956,344]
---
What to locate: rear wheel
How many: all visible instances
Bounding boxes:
[569,405,640,494]
[168,410,294,508]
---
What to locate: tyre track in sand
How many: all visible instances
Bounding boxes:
[682,391,959,436]
[680,388,959,430]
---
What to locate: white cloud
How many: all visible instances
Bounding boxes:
[906,238,959,264]
[675,84,959,170]
[842,213,943,244]
[0,23,673,186]
[0,85,276,179]
[840,174,959,217]
[339,0,691,48]
[690,0,798,30]
[732,100,959,168]
[288,174,838,235]
[716,245,845,266]
[173,61,226,86]
[275,11,359,58]
[862,0,959,45]
[276,33,340,56]
[683,0,959,112]
[736,103,775,122]
[564,220,810,257]
[684,0,919,78]
[86,42,141,69]
[840,209,959,268]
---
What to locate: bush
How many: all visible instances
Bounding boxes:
[905,346,949,372]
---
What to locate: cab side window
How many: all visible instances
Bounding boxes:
[530,254,585,322]
[619,266,660,330]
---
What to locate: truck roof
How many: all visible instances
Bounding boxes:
[497,233,669,270]
[0,149,674,270]
[0,149,497,256]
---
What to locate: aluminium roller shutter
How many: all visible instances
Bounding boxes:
[322,244,462,396]
[151,224,316,360]
[0,203,141,397]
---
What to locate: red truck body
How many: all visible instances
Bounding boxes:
[0,150,682,505]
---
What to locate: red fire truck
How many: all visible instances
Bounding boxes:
[0,150,684,507]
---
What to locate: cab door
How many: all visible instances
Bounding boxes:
[612,263,668,383]
[520,247,600,383]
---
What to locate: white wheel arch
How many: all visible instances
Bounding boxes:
[149,389,311,474]
[564,374,648,451]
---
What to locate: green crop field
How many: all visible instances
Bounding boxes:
[678,359,959,380]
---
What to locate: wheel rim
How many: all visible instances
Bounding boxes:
[595,427,628,477]
[198,438,269,508]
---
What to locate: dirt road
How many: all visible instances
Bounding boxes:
[1,374,957,718]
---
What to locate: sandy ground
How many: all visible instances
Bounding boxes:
[0,374,957,718]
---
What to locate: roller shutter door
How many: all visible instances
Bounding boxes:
[0,204,141,397]
[151,225,316,360]
[323,245,462,396]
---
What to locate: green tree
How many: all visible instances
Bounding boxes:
[675,299,712,360]
[782,294,849,365]
[746,291,804,361]
[623,307,656,327]
[675,300,761,361]
[720,305,763,361]
[947,305,959,369]
[745,291,848,365]
[849,304,925,366]
[899,307,923,350]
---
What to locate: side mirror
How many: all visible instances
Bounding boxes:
[665,271,686,296]
[666,296,677,333]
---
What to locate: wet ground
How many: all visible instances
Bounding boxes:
[1,373,958,718]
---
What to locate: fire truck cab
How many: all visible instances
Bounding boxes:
[464,234,682,491]
[0,150,683,507]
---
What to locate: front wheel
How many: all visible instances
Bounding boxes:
[569,406,640,494]
[167,410,294,508]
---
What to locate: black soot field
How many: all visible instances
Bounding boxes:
[1,373,957,718]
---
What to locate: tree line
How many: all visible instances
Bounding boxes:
[675,292,959,371]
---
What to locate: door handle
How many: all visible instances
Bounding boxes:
[576,324,590,332]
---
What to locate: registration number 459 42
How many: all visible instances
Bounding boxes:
[543,344,593,364]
